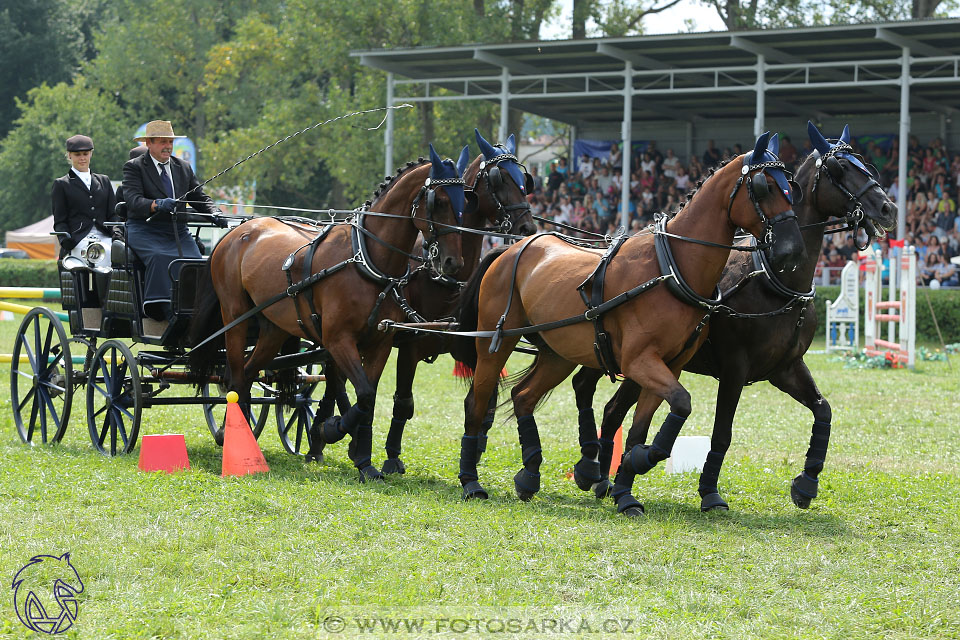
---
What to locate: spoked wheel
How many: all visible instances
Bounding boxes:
[275,366,321,456]
[201,382,271,446]
[10,307,73,445]
[86,340,141,456]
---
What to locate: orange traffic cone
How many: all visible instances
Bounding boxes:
[221,391,270,477]
[138,434,190,473]
[605,425,624,477]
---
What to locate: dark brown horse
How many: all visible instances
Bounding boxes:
[454,132,806,515]
[570,122,897,512]
[379,129,538,474]
[188,144,469,481]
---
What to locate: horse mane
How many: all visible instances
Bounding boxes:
[364,158,429,208]
[663,157,733,219]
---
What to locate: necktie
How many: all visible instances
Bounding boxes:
[159,162,174,198]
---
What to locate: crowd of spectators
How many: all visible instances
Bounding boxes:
[526,133,960,287]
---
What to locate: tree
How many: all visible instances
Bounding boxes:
[0,79,132,230]
[0,0,84,138]
[573,0,686,37]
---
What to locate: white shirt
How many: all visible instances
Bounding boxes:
[71,168,92,189]
[151,155,176,199]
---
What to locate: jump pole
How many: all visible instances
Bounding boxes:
[863,245,916,368]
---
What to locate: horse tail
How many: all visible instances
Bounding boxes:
[186,257,223,383]
[449,245,510,370]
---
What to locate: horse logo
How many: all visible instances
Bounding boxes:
[12,552,84,634]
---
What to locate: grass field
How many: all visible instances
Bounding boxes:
[1,305,959,639]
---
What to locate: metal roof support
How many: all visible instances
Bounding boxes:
[385,72,395,178]
[754,54,765,138]
[898,47,910,241]
[499,66,510,142]
[621,60,634,230]
[685,122,693,165]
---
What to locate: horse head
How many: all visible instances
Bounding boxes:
[729,131,806,273]
[464,129,537,236]
[418,143,467,276]
[806,121,897,248]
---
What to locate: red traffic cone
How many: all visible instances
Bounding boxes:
[138,434,190,473]
[221,391,270,477]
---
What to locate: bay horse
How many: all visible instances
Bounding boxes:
[379,129,538,475]
[454,132,806,515]
[188,144,470,481]
[570,122,897,512]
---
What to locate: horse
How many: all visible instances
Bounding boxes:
[454,132,806,515]
[569,122,898,512]
[188,143,470,481]
[379,129,538,475]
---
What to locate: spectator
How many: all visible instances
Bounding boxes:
[662,149,679,180]
[702,139,722,168]
[608,143,622,170]
[779,135,798,169]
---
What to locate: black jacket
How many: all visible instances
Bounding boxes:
[51,170,118,253]
[121,153,214,222]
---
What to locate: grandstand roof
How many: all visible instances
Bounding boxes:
[353,19,960,125]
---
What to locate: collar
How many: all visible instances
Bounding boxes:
[70,167,92,186]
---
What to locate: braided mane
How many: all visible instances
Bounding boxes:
[364,158,429,208]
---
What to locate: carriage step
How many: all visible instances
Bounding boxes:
[81,308,102,330]
[142,318,169,338]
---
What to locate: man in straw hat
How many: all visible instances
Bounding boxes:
[122,120,218,321]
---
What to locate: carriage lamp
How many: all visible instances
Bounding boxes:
[62,229,113,275]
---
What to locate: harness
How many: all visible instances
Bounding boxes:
[466,152,533,235]
[812,143,882,250]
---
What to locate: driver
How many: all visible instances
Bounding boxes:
[122,120,216,321]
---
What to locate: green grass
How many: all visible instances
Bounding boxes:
[0,305,959,639]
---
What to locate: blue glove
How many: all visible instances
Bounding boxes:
[155,198,177,214]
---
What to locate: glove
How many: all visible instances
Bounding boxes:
[212,213,230,228]
[155,198,177,214]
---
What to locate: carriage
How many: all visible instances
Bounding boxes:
[10,216,330,457]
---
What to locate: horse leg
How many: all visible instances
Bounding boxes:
[592,378,643,499]
[612,356,690,517]
[382,343,417,475]
[218,319,252,446]
[460,337,519,500]
[570,367,604,491]
[510,349,577,501]
[768,359,832,509]
[477,384,498,459]
[696,366,749,512]
[305,360,346,463]
[321,339,388,482]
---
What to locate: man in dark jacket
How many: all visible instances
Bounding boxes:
[122,120,216,320]
[52,134,117,257]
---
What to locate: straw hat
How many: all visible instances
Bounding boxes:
[134,120,186,141]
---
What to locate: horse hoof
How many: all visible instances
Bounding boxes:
[304,452,324,464]
[513,469,540,500]
[621,506,645,518]
[381,457,406,475]
[462,481,488,501]
[790,474,818,509]
[592,478,613,500]
[213,427,225,447]
[358,465,384,483]
[573,459,602,492]
[700,492,729,512]
[321,416,345,444]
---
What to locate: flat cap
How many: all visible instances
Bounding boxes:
[66,134,94,151]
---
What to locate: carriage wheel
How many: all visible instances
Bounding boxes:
[86,340,141,456]
[10,307,73,445]
[274,366,320,456]
[201,382,271,445]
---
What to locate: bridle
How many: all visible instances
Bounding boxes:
[727,157,797,249]
[410,175,466,271]
[468,152,534,234]
[812,143,884,250]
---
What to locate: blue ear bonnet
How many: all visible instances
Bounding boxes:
[475,128,527,193]
[807,120,874,178]
[428,143,468,219]
[744,133,793,204]
[492,145,527,193]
